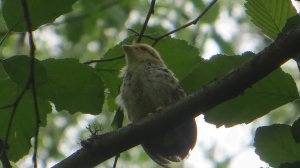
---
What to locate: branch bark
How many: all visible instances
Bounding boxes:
[52,26,300,168]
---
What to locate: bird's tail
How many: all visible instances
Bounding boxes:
[142,119,197,167]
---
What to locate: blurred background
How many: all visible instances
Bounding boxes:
[1,0,300,167]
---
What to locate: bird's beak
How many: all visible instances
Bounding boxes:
[122,45,137,63]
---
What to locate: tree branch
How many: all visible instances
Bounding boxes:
[52,25,300,168]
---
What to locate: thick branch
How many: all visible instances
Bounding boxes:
[52,26,300,168]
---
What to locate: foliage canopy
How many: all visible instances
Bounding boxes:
[0,0,300,167]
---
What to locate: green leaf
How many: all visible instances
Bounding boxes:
[182,53,299,127]
[245,0,297,39]
[95,44,125,97]
[2,0,77,32]
[201,2,220,24]
[292,117,300,143]
[2,55,47,88]
[105,93,119,112]
[111,109,124,129]
[181,54,250,94]
[155,37,201,81]
[0,79,18,107]
[39,58,104,114]
[191,0,205,8]
[0,11,8,32]
[0,91,51,161]
[280,161,300,168]
[65,18,84,43]
[254,124,300,167]
[95,38,131,112]
[0,62,9,80]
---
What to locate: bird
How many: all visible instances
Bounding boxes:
[116,43,197,167]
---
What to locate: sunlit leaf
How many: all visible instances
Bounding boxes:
[245,0,297,39]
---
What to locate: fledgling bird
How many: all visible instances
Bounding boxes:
[116,43,197,167]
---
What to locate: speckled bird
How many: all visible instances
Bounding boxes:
[117,43,197,167]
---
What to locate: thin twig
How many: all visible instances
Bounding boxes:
[0,104,14,110]
[112,154,120,168]
[152,0,218,45]
[85,0,217,65]
[126,0,218,46]
[111,108,123,168]
[20,0,40,168]
[85,0,156,65]
[128,28,157,40]
[84,55,124,64]
[1,82,30,167]
[0,22,20,47]
[137,0,156,42]
[0,31,11,47]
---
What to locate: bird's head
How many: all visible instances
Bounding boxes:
[122,43,164,66]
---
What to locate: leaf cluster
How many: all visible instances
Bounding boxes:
[0,0,300,167]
